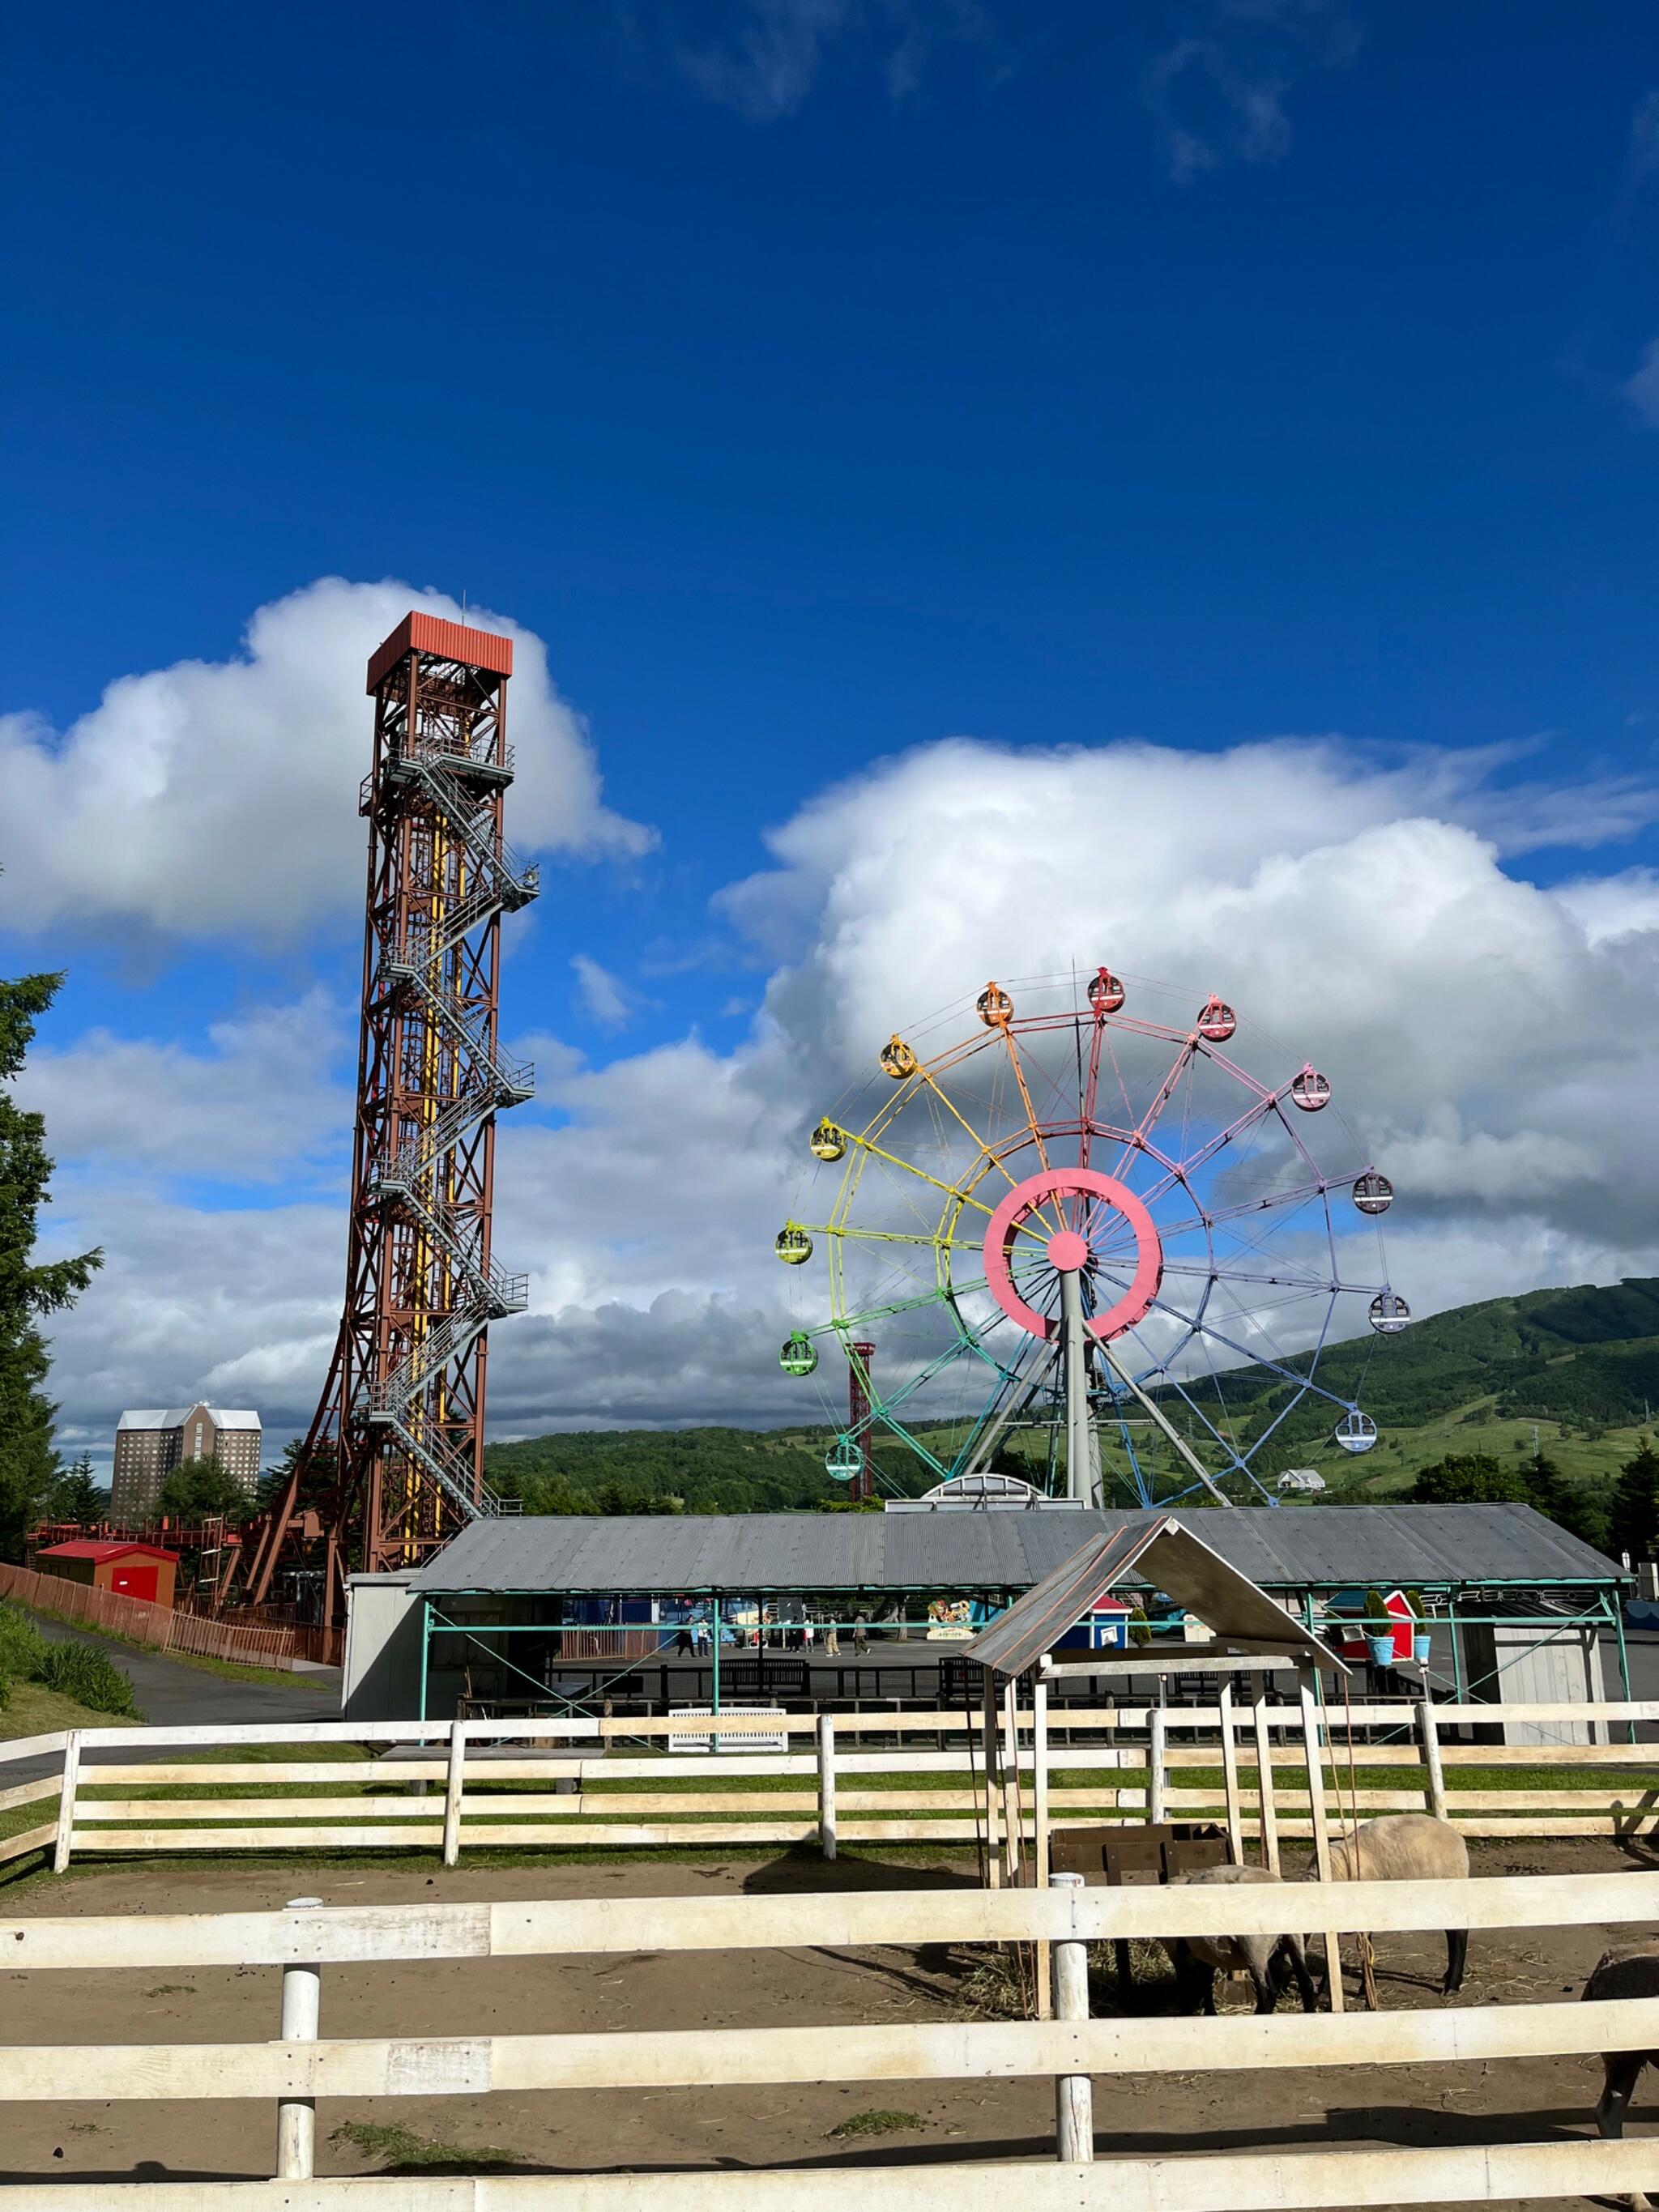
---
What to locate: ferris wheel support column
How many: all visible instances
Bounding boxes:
[1057,1265,1100,1509]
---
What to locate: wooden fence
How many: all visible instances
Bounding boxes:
[0,1562,343,1669]
[6,1869,1659,2207]
[4,1695,1659,1876]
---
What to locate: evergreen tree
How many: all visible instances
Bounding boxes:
[1410,1451,1532,1506]
[1526,1451,1608,1550]
[0,971,102,1560]
[1609,1438,1659,1564]
[49,1451,105,1524]
[159,1455,257,1523]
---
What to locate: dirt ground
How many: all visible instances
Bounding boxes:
[3,1838,1657,2206]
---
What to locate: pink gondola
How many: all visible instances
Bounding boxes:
[1087,966,1125,1014]
[1196,995,1236,1043]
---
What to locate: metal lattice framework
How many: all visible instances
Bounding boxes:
[243,614,538,1615]
[779,970,1402,1508]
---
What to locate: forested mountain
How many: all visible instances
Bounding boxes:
[483,1278,1659,1516]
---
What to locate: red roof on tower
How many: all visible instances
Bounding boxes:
[366,613,514,694]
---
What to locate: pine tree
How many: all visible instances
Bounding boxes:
[1609,1438,1659,1564]
[0,971,102,1560]
[1526,1451,1608,1549]
[49,1451,104,1524]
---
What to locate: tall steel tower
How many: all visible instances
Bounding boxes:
[245,613,538,1616]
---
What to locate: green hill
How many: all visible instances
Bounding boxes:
[1189,1276,1659,1500]
[484,1277,1659,1517]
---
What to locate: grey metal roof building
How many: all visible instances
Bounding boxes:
[413,1502,1622,1598]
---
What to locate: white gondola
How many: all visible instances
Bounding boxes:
[774,1224,812,1265]
[1290,1065,1332,1112]
[1352,1170,1394,1215]
[809,1119,847,1161]
[825,1438,863,1481]
[779,1332,818,1376]
[1333,1409,1378,1454]
[1369,1290,1410,1335]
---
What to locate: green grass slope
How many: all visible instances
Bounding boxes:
[483,1277,1659,1513]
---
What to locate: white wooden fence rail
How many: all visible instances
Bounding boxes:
[4,1698,1659,1871]
[7,1871,1659,2209]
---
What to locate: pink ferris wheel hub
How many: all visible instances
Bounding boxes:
[983,1168,1164,1345]
[1046,1229,1090,1272]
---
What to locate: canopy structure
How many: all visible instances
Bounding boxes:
[962,1513,1347,1680]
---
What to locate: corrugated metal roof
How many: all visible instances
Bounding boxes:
[412,1502,1623,1596]
[963,1518,1342,1677]
[366,613,514,693]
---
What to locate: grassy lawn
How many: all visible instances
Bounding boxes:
[0,1681,133,1741]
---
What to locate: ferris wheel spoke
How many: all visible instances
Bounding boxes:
[913,1065,1064,1234]
[811,1272,996,1340]
[1139,1293,1340,1400]
[1149,1172,1345,1245]
[1158,1259,1352,1296]
[1132,1093,1283,1209]
[1099,1034,1200,1185]
[838,1130,1001,1222]
[996,1024,1054,1177]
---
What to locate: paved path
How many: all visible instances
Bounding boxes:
[2,1611,342,1784]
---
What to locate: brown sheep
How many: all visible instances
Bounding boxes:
[1583,1943,1659,2212]
[1320,1813,1470,1998]
[1163,1864,1319,2016]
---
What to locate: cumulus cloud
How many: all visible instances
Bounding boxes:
[1143,0,1359,182]
[570,953,638,1030]
[1625,338,1659,428]
[22,627,1659,1453]
[0,578,651,942]
[17,993,350,1183]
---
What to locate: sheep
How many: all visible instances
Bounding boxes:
[1583,1943,1659,2212]
[1163,1864,1319,2016]
[1319,1812,1470,1999]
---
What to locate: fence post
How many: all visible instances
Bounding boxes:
[1252,1691,1281,1874]
[1033,1676,1052,2021]
[1000,1679,1023,1883]
[1147,1706,1167,1824]
[275,1896,322,2180]
[52,1733,81,1875]
[817,1712,837,1860]
[980,1670,1003,1888]
[1051,1870,1094,2163]
[1299,1669,1344,2014]
[442,1721,469,1868]
[1217,1682,1243,1864]
[1418,1698,1448,1822]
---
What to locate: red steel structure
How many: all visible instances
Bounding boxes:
[242,614,537,1617]
[847,1341,876,1502]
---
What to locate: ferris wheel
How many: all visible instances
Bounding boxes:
[775,969,1403,1509]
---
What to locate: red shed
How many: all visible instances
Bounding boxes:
[36,1539,179,1610]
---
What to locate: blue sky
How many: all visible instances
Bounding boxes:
[3,2,1659,1462]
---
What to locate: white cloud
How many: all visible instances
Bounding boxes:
[570,953,637,1029]
[1625,339,1659,428]
[1554,867,1659,948]
[674,0,855,120]
[24,647,1659,1455]
[1142,2,1358,183]
[1630,87,1659,181]
[16,993,349,1183]
[0,578,651,943]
